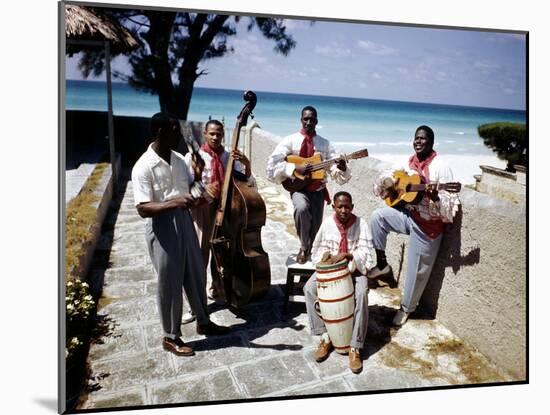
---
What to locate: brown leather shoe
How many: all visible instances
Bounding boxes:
[296,249,307,264]
[197,321,231,336]
[349,348,363,374]
[314,339,333,362]
[162,337,194,357]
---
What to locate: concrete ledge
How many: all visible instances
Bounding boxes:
[479,165,516,180]
[69,155,121,281]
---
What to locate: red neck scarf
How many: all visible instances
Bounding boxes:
[334,213,357,254]
[299,128,316,157]
[409,150,437,182]
[201,143,225,185]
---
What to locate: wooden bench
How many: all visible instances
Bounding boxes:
[284,254,315,313]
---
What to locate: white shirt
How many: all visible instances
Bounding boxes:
[131,144,194,206]
[183,148,256,188]
[373,155,460,223]
[311,215,375,275]
[266,132,351,187]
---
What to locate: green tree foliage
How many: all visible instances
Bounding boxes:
[74,7,297,119]
[477,122,527,171]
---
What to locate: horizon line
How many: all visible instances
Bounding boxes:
[66,78,526,113]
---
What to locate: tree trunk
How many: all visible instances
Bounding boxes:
[144,11,178,115]
[173,64,198,120]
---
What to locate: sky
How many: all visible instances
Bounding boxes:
[66,14,526,110]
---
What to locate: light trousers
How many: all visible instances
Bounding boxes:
[145,209,210,339]
[291,190,325,253]
[369,207,442,313]
[304,272,369,349]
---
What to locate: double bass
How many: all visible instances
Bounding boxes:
[210,91,271,308]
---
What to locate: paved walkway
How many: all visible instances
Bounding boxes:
[78,173,510,410]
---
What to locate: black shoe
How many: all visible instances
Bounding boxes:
[197,321,231,336]
[162,337,194,356]
[296,249,307,264]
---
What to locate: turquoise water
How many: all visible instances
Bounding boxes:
[66,80,525,156]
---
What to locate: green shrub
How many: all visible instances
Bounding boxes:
[66,279,95,358]
[477,122,526,171]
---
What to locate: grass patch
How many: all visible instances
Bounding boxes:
[379,335,509,386]
[66,163,108,279]
[381,342,436,376]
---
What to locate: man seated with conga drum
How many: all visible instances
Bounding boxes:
[303,191,375,374]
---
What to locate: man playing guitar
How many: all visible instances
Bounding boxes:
[266,106,351,264]
[368,125,461,326]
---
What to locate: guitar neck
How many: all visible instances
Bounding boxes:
[308,157,340,172]
[306,150,367,172]
[408,183,454,192]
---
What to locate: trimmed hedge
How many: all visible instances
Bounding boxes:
[477,122,526,171]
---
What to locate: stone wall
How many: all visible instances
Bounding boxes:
[476,165,526,204]
[249,126,526,380]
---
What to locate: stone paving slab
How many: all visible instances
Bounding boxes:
[89,326,146,362]
[87,349,177,394]
[78,173,512,410]
[232,353,318,398]
[150,368,246,405]
[284,378,352,397]
[81,385,148,410]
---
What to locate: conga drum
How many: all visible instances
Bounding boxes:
[315,259,355,354]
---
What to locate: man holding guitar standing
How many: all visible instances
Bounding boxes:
[266,106,352,264]
[368,125,461,326]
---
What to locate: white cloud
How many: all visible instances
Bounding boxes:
[503,88,515,95]
[435,71,448,81]
[315,42,351,58]
[231,37,268,65]
[357,40,397,55]
[282,19,311,31]
[474,60,500,71]
[371,72,382,80]
[249,55,268,64]
[359,81,367,88]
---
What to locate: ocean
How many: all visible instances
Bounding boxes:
[65,80,525,157]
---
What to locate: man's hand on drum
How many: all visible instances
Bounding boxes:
[331,252,354,263]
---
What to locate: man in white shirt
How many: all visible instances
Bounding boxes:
[266,106,351,264]
[303,191,375,374]
[131,112,230,357]
[184,119,254,306]
[369,125,461,327]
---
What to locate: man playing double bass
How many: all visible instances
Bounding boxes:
[266,106,351,264]
[304,191,375,374]
[184,119,255,309]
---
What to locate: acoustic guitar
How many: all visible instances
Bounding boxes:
[384,170,461,207]
[282,148,369,192]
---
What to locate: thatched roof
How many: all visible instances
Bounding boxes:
[65,5,138,51]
